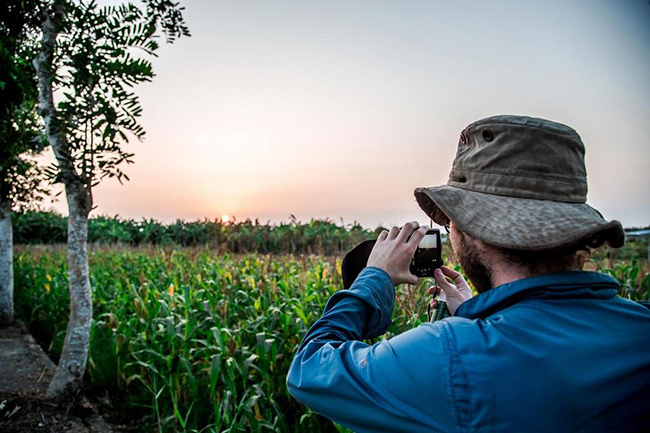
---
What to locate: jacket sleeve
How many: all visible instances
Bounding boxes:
[286,267,455,433]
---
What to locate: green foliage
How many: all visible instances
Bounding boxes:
[597,238,650,262]
[13,211,375,255]
[42,0,188,189]
[24,0,188,216]
[12,211,68,243]
[14,247,393,431]
[0,0,48,209]
[601,257,650,301]
[13,246,647,431]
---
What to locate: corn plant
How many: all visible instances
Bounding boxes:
[15,246,406,431]
[15,245,645,431]
[601,257,650,301]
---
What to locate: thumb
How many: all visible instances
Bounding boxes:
[404,272,419,285]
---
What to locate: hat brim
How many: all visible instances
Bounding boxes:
[414,186,625,251]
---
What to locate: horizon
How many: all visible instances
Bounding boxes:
[22,209,650,232]
[40,0,650,229]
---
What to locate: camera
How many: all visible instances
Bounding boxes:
[410,228,443,278]
[341,227,443,289]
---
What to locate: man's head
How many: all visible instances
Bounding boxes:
[415,115,625,290]
[448,221,591,292]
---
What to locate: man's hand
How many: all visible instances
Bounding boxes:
[428,266,473,315]
[367,222,429,286]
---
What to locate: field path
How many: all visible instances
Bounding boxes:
[0,323,55,396]
[0,323,115,432]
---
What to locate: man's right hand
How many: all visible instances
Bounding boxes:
[367,222,429,286]
[428,266,473,315]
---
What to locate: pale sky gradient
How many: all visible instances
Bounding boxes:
[46,0,650,229]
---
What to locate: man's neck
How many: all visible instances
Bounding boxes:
[489,259,582,288]
[489,264,531,288]
[488,250,581,287]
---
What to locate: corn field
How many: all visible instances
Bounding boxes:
[13,246,649,432]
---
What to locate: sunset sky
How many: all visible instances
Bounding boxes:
[46,0,650,229]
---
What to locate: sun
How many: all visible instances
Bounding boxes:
[221,214,229,223]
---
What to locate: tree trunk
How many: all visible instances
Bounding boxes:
[34,5,94,399]
[46,183,92,398]
[0,183,13,326]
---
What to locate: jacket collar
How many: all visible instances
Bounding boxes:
[455,271,620,320]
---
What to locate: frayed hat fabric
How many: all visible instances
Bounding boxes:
[414,115,625,250]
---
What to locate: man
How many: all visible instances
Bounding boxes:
[286,115,650,432]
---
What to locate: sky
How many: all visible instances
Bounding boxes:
[45,0,650,229]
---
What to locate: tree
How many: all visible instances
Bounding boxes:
[0,0,48,326]
[33,0,189,398]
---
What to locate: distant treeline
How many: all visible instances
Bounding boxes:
[12,211,377,255]
[625,226,650,232]
[11,211,648,260]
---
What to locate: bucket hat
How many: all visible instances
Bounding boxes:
[414,115,625,251]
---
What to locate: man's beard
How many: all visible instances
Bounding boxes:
[456,234,493,294]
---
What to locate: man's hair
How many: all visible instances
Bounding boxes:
[495,236,604,277]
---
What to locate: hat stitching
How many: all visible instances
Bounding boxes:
[443,185,585,204]
[466,120,578,136]
[452,167,587,183]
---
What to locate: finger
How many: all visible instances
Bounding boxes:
[377,230,389,242]
[429,299,438,309]
[406,225,429,248]
[387,226,400,240]
[440,266,467,284]
[427,285,439,297]
[440,266,462,279]
[440,266,472,292]
[434,268,460,296]
[396,221,419,243]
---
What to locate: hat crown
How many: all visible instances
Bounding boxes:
[448,115,587,203]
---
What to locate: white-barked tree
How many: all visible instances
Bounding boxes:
[33,0,189,398]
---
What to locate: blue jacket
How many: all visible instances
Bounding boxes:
[287,267,650,432]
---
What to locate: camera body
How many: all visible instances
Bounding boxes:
[409,228,443,278]
[341,228,444,289]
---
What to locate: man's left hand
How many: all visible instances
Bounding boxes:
[428,266,473,315]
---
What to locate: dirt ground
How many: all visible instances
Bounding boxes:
[0,324,124,433]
